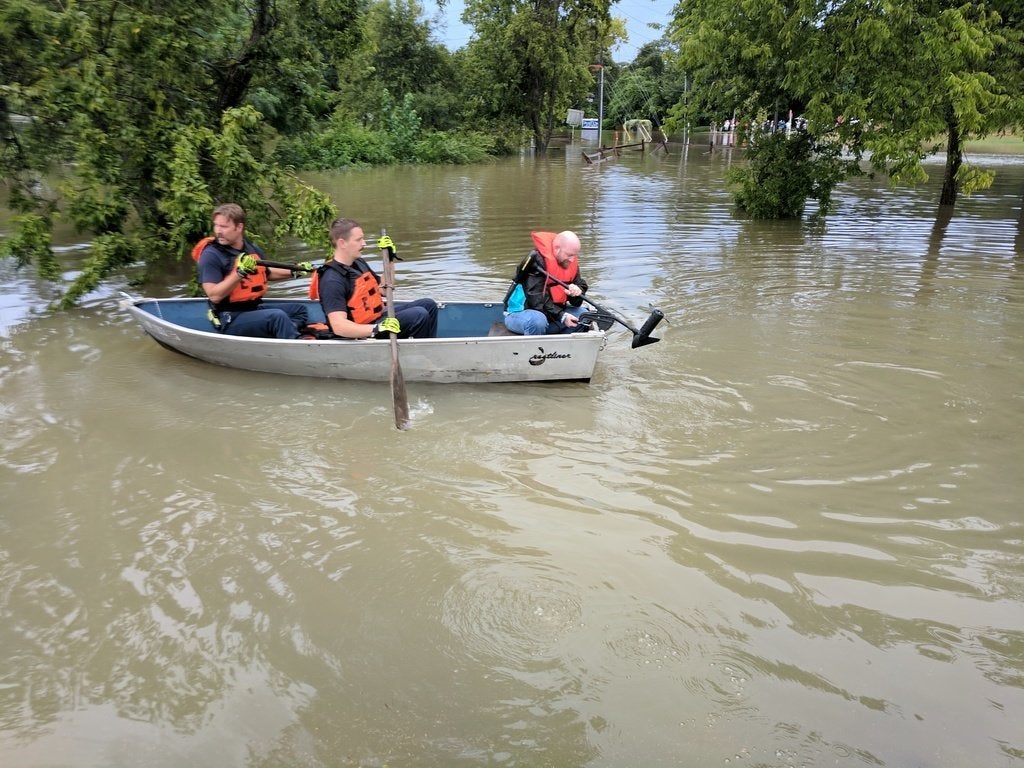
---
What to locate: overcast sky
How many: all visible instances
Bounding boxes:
[423,0,675,63]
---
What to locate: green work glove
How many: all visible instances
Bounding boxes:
[372,316,401,337]
[292,261,315,275]
[376,234,396,253]
[236,254,259,277]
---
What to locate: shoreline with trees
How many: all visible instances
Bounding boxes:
[2,0,1021,306]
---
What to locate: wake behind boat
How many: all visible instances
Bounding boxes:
[121,297,621,383]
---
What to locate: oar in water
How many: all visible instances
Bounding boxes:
[532,263,664,348]
[378,231,411,430]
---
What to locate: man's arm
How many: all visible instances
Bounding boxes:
[265,266,294,281]
[320,269,378,339]
[202,273,244,304]
[198,248,243,304]
[326,310,377,339]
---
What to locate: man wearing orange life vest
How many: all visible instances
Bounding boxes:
[503,230,589,335]
[196,203,310,338]
[316,218,438,339]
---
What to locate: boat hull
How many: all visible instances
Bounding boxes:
[122,298,607,383]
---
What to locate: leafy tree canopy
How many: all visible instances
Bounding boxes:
[1,0,353,306]
[330,0,467,131]
[605,40,683,130]
[461,0,618,150]
[668,0,1023,213]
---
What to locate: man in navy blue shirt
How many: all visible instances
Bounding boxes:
[316,218,437,340]
[196,203,309,338]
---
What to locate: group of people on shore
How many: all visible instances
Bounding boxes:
[196,203,591,341]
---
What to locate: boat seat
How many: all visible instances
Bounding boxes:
[488,321,520,337]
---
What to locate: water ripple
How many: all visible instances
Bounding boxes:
[441,562,583,668]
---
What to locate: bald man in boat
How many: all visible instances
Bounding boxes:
[503,230,589,335]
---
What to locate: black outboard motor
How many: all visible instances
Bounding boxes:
[631,308,664,348]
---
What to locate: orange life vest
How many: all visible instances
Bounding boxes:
[531,231,577,304]
[192,235,268,305]
[311,260,384,324]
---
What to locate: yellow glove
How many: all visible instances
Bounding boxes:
[235,254,259,277]
[372,316,401,337]
[292,261,315,275]
[376,235,396,253]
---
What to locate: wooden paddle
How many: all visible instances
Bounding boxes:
[378,230,411,430]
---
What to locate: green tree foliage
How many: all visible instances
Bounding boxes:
[461,0,616,151]
[729,131,848,218]
[0,0,349,306]
[275,87,497,168]
[841,1,1018,204]
[666,0,859,216]
[668,0,806,132]
[330,0,464,131]
[606,41,682,131]
[668,0,1023,214]
[244,2,497,170]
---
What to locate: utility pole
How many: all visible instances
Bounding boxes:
[589,63,605,147]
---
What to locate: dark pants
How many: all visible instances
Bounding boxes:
[394,298,439,338]
[221,303,308,339]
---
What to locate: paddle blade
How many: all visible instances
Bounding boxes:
[391,360,411,429]
[390,342,411,430]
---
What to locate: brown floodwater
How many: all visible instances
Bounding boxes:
[1,143,1023,767]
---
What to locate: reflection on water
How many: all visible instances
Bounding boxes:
[2,147,1023,767]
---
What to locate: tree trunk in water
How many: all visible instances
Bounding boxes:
[531,116,548,152]
[526,71,550,152]
[939,111,962,207]
[541,80,557,151]
[530,116,548,152]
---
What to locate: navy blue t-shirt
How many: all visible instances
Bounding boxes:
[318,258,379,319]
[197,238,266,287]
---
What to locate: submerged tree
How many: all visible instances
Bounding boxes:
[729,131,850,218]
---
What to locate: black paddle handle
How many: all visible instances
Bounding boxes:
[531,262,618,319]
[532,260,663,344]
[256,259,315,272]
